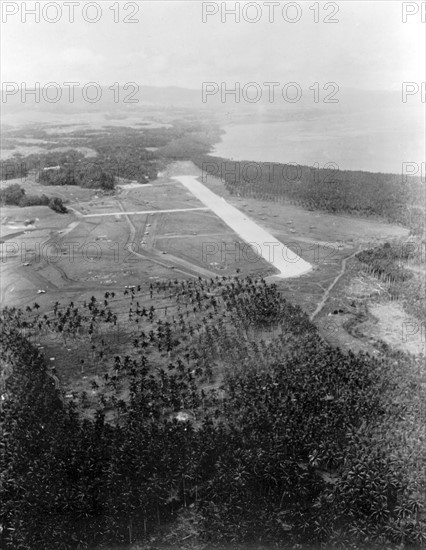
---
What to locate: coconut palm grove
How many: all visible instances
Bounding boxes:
[1,276,425,549]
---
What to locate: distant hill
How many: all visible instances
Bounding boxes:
[0,85,201,113]
[2,84,422,115]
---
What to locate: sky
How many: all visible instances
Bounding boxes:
[1,0,425,92]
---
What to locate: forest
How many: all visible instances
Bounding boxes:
[194,155,425,234]
[0,121,221,188]
[357,242,415,284]
[1,277,425,549]
[356,240,426,321]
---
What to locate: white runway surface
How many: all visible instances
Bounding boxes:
[173,175,312,278]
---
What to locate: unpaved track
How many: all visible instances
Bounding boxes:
[81,207,210,218]
[116,198,217,280]
[310,248,360,321]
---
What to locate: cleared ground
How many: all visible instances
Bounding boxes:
[173,174,312,278]
[1,157,419,363]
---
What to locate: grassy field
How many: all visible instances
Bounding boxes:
[2,160,422,397]
[1,150,418,359]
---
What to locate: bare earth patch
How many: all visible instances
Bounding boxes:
[358,302,425,356]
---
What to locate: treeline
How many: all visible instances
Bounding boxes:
[0,183,67,213]
[194,155,425,234]
[1,277,425,549]
[356,240,426,320]
[0,149,117,190]
[0,148,86,182]
[37,163,116,190]
[0,158,29,180]
[156,124,223,160]
[357,242,415,284]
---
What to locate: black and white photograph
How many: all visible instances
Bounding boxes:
[0,1,425,549]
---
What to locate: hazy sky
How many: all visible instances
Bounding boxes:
[1,1,425,92]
